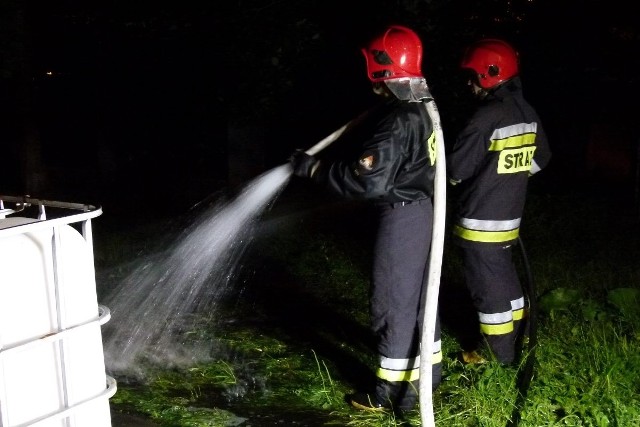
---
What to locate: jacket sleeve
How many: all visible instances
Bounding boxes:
[530,121,552,175]
[314,113,402,200]
[447,116,489,184]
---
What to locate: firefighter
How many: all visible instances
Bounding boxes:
[447,39,552,365]
[290,25,442,412]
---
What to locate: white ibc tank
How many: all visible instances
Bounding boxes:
[0,203,116,427]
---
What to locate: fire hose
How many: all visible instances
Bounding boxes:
[506,236,537,427]
[419,98,446,427]
[304,123,351,156]
[303,107,378,156]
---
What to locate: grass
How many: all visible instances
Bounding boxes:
[97,186,640,426]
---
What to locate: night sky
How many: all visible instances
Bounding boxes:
[2,0,639,220]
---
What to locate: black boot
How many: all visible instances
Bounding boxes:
[386,379,419,411]
[348,391,387,412]
[349,379,418,412]
[514,317,531,362]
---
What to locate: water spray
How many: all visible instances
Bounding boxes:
[102,165,293,377]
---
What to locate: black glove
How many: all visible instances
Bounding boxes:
[289,150,318,178]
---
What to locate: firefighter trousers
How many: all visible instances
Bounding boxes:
[371,198,441,405]
[461,242,525,364]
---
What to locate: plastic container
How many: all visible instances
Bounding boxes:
[0,196,116,427]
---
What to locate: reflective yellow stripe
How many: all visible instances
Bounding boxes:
[480,321,514,335]
[427,131,436,166]
[489,123,538,150]
[377,367,420,382]
[376,352,442,382]
[512,308,524,321]
[453,225,519,242]
[489,133,536,151]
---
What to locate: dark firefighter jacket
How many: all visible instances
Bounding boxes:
[313,98,437,203]
[448,77,552,246]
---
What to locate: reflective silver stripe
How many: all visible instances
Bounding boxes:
[479,310,512,324]
[432,339,442,354]
[458,217,521,232]
[530,159,542,174]
[511,297,525,311]
[379,339,442,370]
[381,355,420,370]
[490,123,537,141]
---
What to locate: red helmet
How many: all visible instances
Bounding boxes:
[461,39,519,89]
[362,25,424,82]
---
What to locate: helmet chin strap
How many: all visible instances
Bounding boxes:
[384,78,433,102]
[474,87,490,100]
[372,82,391,97]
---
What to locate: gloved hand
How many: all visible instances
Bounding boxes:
[289,150,319,178]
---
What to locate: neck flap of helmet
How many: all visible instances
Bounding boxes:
[384,77,433,102]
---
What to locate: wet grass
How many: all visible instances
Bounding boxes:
[97,186,640,426]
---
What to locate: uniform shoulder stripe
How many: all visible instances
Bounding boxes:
[489,123,538,151]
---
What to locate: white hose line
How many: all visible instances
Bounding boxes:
[305,123,351,156]
[419,98,447,427]
[304,107,377,156]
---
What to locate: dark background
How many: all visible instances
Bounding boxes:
[2,0,639,221]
